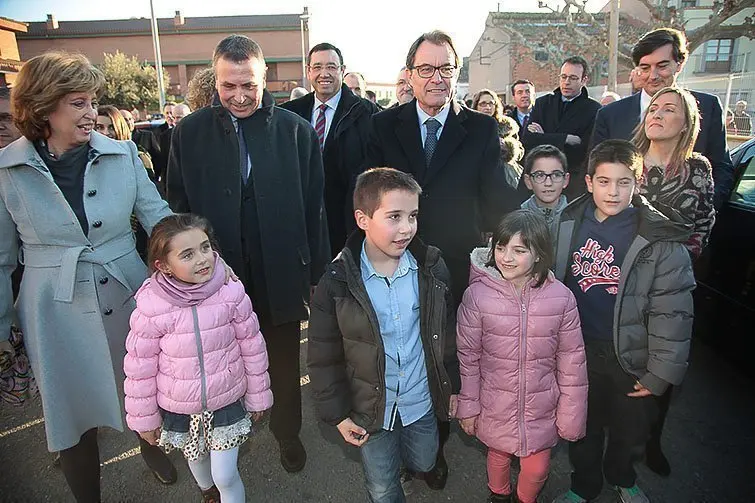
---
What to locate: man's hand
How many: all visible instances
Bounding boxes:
[460,416,478,437]
[527,122,544,134]
[627,381,653,398]
[337,418,369,447]
[138,428,161,446]
[565,134,582,146]
[448,394,458,419]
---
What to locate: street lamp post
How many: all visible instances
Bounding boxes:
[149,0,166,112]
[300,7,310,90]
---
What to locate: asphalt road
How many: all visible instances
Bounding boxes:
[1,329,753,503]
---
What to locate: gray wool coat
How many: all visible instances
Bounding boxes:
[0,133,171,451]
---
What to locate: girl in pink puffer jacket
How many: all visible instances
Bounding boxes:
[457,210,587,503]
[124,214,272,503]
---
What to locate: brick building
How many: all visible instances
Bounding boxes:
[0,17,27,87]
[469,11,635,101]
[16,10,310,100]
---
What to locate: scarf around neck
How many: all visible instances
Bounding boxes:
[151,252,225,307]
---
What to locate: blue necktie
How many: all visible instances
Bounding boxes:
[237,120,249,185]
[424,118,440,167]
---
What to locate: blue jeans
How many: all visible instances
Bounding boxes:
[360,409,439,503]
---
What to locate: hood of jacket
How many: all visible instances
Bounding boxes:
[468,245,555,293]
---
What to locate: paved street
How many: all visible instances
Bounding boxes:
[1,328,753,503]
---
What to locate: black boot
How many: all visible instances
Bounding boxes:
[425,419,450,490]
[137,433,177,484]
[278,436,307,473]
[488,490,512,503]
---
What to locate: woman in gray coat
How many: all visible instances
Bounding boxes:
[0,52,175,502]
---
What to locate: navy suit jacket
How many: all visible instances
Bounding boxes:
[590,91,734,209]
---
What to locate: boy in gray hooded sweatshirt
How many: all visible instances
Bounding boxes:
[520,145,570,238]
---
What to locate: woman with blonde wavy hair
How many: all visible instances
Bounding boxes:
[633,86,715,259]
[473,89,524,188]
[0,51,174,502]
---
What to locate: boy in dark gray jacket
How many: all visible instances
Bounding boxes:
[551,140,695,503]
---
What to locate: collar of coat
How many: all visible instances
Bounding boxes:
[397,98,467,124]
[210,88,276,123]
[0,132,128,170]
[284,83,376,122]
[331,229,442,282]
[549,86,591,103]
[561,192,692,244]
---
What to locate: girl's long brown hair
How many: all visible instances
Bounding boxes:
[147,214,217,273]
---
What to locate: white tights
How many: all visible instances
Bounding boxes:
[186,447,245,503]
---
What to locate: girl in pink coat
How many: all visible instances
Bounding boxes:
[124,214,273,503]
[456,210,588,503]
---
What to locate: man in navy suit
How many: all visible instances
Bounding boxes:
[590,28,734,209]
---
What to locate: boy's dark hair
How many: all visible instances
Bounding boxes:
[486,210,553,288]
[523,144,568,175]
[353,168,422,217]
[147,214,218,272]
[563,56,589,79]
[631,28,688,67]
[307,42,344,66]
[510,79,533,96]
[587,139,643,180]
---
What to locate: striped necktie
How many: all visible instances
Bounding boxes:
[315,103,328,151]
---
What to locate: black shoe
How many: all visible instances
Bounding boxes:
[424,452,448,490]
[489,491,512,503]
[278,436,307,473]
[200,485,221,503]
[140,441,177,484]
[645,442,671,477]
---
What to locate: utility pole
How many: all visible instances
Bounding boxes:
[149,0,166,112]
[608,0,620,92]
[300,7,310,90]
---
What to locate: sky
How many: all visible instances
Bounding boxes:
[0,0,606,82]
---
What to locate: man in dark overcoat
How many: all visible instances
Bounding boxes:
[166,34,327,474]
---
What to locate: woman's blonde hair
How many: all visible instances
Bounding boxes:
[632,87,700,175]
[186,67,216,111]
[96,104,130,141]
[472,88,504,124]
[11,51,105,142]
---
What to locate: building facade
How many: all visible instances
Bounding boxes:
[16,10,310,101]
[0,17,27,87]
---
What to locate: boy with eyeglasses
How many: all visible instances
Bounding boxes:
[521,145,570,240]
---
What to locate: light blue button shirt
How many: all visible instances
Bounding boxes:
[360,241,432,430]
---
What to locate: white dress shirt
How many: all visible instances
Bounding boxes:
[416,101,451,147]
[640,89,653,118]
[311,89,342,142]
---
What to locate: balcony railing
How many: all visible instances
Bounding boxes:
[690,52,750,74]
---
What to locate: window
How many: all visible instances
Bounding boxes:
[534,50,548,62]
[680,0,697,7]
[732,153,755,207]
[704,39,734,73]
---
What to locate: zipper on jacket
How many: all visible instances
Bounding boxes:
[191,306,209,410]
[512,282,528,455]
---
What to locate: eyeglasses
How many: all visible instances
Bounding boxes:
[308,63,342,73]
[559,74,582,83]
[477,101,496,107]
[411,64,457,79]
[528,170,566,183]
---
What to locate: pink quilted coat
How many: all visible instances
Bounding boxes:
[456,247,588,456]
[124,277,273,433]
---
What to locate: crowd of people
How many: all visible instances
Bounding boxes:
[0,21,739,503]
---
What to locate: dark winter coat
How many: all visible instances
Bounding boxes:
[554,194,696,395]
[280,84,379,254]
[166,89,328,325]
[307,232,460,432]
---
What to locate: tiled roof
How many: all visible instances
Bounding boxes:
[19,14,300,38]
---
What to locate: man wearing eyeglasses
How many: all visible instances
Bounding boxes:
[281,42,379,254]
[590,28,733,210]
[365,30,517,493]
[521,56,601,200]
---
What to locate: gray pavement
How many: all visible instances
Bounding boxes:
[1,331,753,503]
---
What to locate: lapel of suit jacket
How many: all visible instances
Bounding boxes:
[623,93,642,139]
[396,101,427,181]
[424,101,466,186]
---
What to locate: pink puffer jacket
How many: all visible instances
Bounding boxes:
[456,247,587,457]
[124,278,273,433]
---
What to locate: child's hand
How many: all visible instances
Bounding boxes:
[139,428,161,446]
[460,416,478,437]
[221,259,238,284]
[337,418,369,447]
[448,394,458,419]
[627,381,653,398]
[251,411,265,423]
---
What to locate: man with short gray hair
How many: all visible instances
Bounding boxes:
[167,34,327,476]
